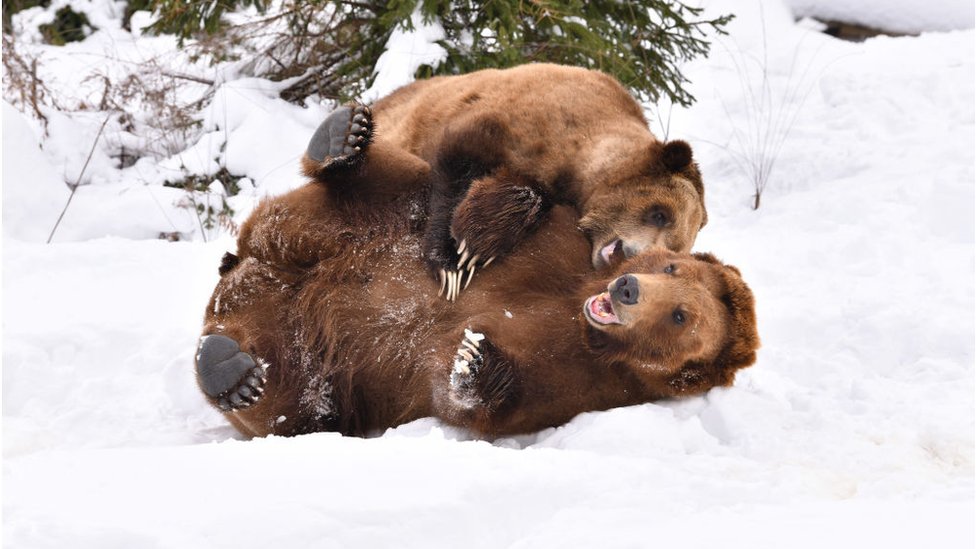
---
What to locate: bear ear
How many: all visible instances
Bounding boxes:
[661,140,694,173]
[691,251,720,266]
[218,252,240,276]
[693,252,742,276]
[715,262,759,375]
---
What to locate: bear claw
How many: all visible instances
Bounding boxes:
[436,239,495,301]
[197,334,268,412]
[306,103,372,170]
[450,329,486,392]
[438,268,475,302]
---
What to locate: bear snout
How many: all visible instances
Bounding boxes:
[610,274,639,305]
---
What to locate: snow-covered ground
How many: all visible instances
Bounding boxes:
[3,0,974,547]
[782,0,974,34]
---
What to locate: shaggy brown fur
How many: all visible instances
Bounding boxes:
[198,182,757,438]
[300,63,708,287]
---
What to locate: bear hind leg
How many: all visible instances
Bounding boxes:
[303,103,432,199]
[196,334,269,411]
[302,103,373,178]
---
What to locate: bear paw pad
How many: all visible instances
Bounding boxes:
[196,334,268,412]
[306,103,372,170]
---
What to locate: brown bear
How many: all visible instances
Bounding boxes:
[195,182,758,438]
[300,63,708,301]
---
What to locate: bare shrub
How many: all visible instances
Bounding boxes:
[1,33,60,130]
[715,6,828,209]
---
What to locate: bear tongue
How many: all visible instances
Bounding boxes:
[588,292,619,324]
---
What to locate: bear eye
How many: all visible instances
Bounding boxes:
[664,264,676,274]
[643,206,671,228]
[672,309,686,325]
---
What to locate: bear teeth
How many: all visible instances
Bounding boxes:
[586,293,619,325]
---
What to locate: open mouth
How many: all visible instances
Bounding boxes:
[584,291,620,326]
[597,239,624,267]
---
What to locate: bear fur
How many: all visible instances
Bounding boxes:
[300,63,708,297]
[197,182,757,438]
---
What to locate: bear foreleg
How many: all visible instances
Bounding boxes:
[433,172,550,300]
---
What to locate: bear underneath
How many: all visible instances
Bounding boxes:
[196,183,757,438]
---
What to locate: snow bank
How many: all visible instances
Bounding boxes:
[2,102,70,242]
[3,0,974,546]
[782,0,975,34]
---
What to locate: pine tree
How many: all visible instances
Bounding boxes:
[147,0,731,106]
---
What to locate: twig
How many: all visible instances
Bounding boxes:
[161,71,216,86]
[652,99,674,142]
[188,190,209,243]
[47,114,112,243]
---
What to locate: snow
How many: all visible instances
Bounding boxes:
[362,8,448,102]
[3,0,974,546]
[2,103,70,242]
[782,0,975,34]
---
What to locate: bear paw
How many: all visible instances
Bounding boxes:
[437,240,497,302]
[438,182,547,302]
[449,328,486,396]
[196,334,268,411]
[305,103,372,171]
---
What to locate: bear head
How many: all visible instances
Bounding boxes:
[579,247,758,396]
[578,140,707,269]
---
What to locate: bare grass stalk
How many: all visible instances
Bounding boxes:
[47,114,112,243]
[717,3,828,209]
